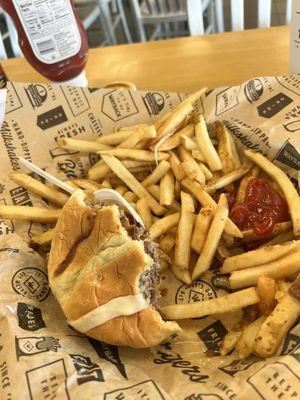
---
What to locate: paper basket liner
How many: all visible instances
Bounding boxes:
[0,79,299,400]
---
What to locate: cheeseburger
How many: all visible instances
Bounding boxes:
[48,189,179,348]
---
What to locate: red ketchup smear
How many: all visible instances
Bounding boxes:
[230,178,290,238]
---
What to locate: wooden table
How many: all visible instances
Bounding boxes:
[1,26,290,92]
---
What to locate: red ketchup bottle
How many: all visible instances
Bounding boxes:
[0,0,89,86]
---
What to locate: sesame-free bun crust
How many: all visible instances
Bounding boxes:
[48,190,179,347]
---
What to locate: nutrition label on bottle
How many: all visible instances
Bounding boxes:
[12,0,82,64]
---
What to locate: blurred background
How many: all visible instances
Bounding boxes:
[0,0,291,59]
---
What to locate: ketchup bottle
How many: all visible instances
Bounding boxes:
[0,0,89,86]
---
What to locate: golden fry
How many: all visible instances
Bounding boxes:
[141,160,171,187]
[29,228,54,249]
[147,184,160,201]
[191,205,214,254]
[195,115,222,171]
[173,192,195,284]
[160,170,175,207]
[99,148,168,162]
[169,151,186,181]
[161,287,260,320]
[229,251,300,289]
[254,278,300,357]
[96,130,132,145]
[114,186,128,196]
[192,194,228,280]
[136,198,153,230]
[58,137,110,153]
[101,155,165,216]
[150,213,180,239]
[9,173,69,207]
[159,233,176,253]
[221,241,297,273]
[181,178,242,238]
[150,125,194,152]
[236,316,266,359]
[257,275,277,316]
[71,179,102,192]
[0,205,60,223]
[206,166,250,193]
[214,121,235,173]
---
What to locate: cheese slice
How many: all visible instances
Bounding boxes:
[68,294,148,332]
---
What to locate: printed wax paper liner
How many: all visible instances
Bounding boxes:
[0,78,299,400]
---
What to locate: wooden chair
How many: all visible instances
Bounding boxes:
[216,0,292,32]
[0,10,21,59]
[75,0,132,45]
[130,0,217,41]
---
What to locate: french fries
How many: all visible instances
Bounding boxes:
[99,148,168,162]
[150,125,194,152]
[220,330,242,356]
[150,213,180,240]
[136,198,153,229]
[195,115,222,171]
[101,155,165,216]
[235,316,266,359]
[119,125,156,148]
[71,179,103,192]
[169,151,185,181]
[181,160,205,185]
[245,150,300,236]
[161,287,260,320]
[257,275,277,316]
[159,171,175,207]
[0,205,60,223]
[159,233,176,253]
[141,161,170,187]
[173,192,195,284]
[206,166,250,193]
[220,241,297,273]
[58,137,110,153]
[96,130,132,145]
[152,88,206,144]
[229,250,300,289]
[9,173,69,207]
[123,191,138,203]
[181,178,242,238]
[154,102,194,144]
[178,146,205,184]
[254,276,300,357]
[198,162,213,180]
[147,184,160,201]
[191,205,214,254]
[192,194,228,280]
[181,134,198,150]
[29,228,55,249]
[214,121,236,173]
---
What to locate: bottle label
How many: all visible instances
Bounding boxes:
[12,0,82,64]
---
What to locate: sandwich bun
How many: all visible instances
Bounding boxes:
[48,189,180,347]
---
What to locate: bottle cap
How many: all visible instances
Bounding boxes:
[53,70,88,87]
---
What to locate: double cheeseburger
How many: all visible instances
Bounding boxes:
[48,190,179,348]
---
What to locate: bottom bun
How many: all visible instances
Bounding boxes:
[48,190,180,348]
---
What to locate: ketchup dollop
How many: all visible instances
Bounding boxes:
[230,178,290,237]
